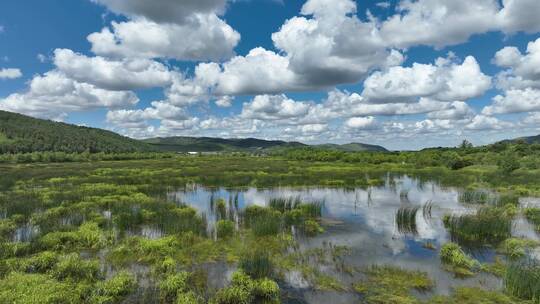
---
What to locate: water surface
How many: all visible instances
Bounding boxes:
[165,176,534,303]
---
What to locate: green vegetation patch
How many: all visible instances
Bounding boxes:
[443,206,514,246]
[525,208,540,232]
[0,272,85,304]
[210,271,280,304]
[430,287,525,304]
[498,238,540,260]
[353,265,433,304]
[505,259,540,303]
[439,243,479,277]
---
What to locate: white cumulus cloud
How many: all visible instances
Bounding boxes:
[0,71,138,120]
[0,68,22,79]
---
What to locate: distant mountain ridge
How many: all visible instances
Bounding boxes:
[142,136,306,152]
[312,142,388,152]
[0,110,387,153]
[500,134,540,144]
[142,136,388,152]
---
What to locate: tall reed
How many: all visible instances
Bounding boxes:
[443,207,512,246]
[505,258,540,303]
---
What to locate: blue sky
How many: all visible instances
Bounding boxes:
[1,0,540,150]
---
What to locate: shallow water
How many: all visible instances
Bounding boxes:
[164,175,535,303]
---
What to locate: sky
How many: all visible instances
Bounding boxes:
[1,0,540,150]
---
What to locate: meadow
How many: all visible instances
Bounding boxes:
[1,147,540,303]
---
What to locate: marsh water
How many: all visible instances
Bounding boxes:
[161,175,540,303]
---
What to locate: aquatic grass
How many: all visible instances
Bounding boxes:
[211,271,279,304]
[154,206,207,236]
[159,271,191,302]
[439,243,479,277]
[505,259,540,303]
[499,238,539,260]
[302,219,324,236]
[242,206,282,237]
[268,196,302,212]
[0,272,84,303]
[298,200,324,218]
[216,199,227,221]
[39,221,107,251]
[497,192,521,207]
[430,287,522,303]
[250,215,281,237]
[2,155,540,302]
[90,271,137,304]
[395,205,420,235]
[525,208,540,232]
[216,220,235,239]
[269,197,324,219]
[239,249,274,279]
[459,189,493,204]
[51,253,101,282]
[354,265,433,304]
[443,207,513,246]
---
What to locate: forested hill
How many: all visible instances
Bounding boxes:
[312,143,388,152]
[142,137,388,152]
[500,134,540,144]
[0,110,155,153]
[141,136,307,152]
